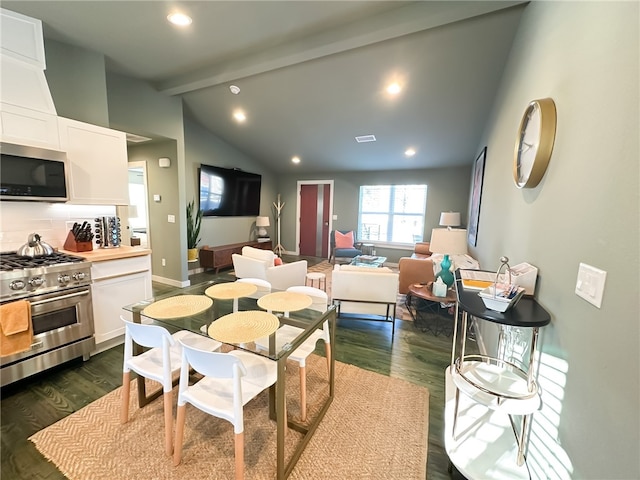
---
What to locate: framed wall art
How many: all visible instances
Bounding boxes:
[468,147,486,247]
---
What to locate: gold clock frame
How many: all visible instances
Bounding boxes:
[513,97,557,189]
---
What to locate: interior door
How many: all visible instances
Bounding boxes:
[127,162,150,248]
[299,184,330,257]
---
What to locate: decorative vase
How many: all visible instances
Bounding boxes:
[187,248,198,262]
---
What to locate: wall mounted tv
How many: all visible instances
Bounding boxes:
[199,164,261,217]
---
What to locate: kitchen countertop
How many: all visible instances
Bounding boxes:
[60,246,152,262]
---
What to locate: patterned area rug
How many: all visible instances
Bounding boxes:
[30,355,429,479]
[307,260,413,321]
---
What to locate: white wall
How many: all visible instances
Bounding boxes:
[0,203,115,252]
[473,2,639,479]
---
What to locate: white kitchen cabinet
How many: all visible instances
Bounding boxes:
[90,254,152,352]
[58,117,129,205]
[0,102,60,149]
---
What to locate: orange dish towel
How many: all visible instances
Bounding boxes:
[0,300,34,357]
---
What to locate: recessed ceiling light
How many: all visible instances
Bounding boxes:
[387,82,402,95]
[167,12,192,26]
[233,110,246,123]
[229,85,240,95]
[292,156,301,164]
[405,148,416,157]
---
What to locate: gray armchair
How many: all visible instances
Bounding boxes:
[330,229,362,264]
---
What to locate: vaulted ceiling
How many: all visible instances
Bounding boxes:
[2,1,526,173]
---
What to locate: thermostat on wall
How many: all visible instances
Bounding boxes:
[153,194,161,202]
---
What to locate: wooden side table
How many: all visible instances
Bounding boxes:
[305,272,326,291]
[406,283,457,336]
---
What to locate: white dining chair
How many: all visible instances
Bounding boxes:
[120,316,221,456]
[254,285,331,421]
[173,341,277,480]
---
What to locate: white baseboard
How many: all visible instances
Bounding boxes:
[151,275,190,288]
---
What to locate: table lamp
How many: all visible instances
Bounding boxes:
[256,216,270,238]
[429,227,468,288]
[439,211,461,227]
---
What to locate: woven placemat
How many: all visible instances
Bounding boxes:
[208,310,280,344]
[257,291,312,312]
[142,295,213,319]
[205,282,257,300]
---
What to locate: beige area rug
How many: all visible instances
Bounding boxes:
[307,260,413,322]
[30,355,429,479]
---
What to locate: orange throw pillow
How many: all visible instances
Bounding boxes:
[335,231,354,248]
[274,256,283,266]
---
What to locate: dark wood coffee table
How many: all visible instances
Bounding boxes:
[406,283,457,336]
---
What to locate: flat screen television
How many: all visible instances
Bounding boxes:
[199,164,261,217]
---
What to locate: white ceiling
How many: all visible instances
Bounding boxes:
[2,1,526,173]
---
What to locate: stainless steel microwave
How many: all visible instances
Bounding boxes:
[0,142,69,202]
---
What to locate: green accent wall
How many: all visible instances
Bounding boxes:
[472,2,639,478]
[277,166,472,262]
[43,39,109,127]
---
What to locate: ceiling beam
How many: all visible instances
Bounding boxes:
[156,1,526,96]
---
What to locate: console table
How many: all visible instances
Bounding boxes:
[199,240,272,273]
[445,269,550,480]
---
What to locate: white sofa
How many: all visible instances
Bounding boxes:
[231,246,307,291]
[331,264,399,337]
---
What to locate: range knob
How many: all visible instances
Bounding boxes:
[28,277,44,287]
[72,272,86,281]
[58,274,71,283]
[9,280,25,290]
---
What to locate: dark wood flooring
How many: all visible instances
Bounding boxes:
[1,255,475,479]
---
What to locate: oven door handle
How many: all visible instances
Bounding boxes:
[29,290,90,306]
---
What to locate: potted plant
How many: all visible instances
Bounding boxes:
[186,199,202,262]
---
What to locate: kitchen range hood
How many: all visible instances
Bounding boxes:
[1,8,61,151]
[1,53,57,115]
[1,8,57,115]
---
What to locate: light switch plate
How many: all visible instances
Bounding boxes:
[153,194,161,202]
[167,214,175,223]
[575,263,607,308]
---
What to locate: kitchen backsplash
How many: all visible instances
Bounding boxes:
[0,202,116,252]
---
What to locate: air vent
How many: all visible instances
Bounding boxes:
[126,133,153,143]
[355,134,376,143]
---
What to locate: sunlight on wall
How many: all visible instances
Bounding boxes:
[528,351,574,480]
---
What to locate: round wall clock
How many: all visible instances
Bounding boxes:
[513,97,557,188]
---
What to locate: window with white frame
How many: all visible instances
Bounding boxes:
[358,184,428,244]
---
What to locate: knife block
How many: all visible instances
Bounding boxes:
[63,231,93,252]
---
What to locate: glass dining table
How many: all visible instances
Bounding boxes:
[122,280,336,479]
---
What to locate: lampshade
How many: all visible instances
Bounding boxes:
[256,216,270,227]
[429,228,468,254]
[439,212,461,227]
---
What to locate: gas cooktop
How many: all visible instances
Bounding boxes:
[0,251,86,272]
[0,251,91,301]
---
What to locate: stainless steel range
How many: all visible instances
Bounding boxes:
[0,251,95,387]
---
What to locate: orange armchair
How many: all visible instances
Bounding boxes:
[413,242,432,259]
[398,257,435,295]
